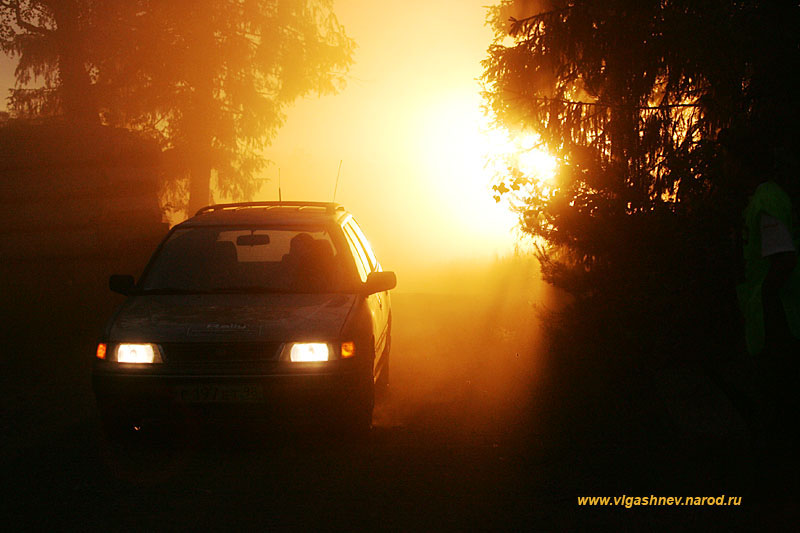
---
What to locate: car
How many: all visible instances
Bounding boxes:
[92,201,395,438]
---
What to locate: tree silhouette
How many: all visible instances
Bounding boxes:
[482,0,799,356]
[1,0,94,120]
[2,1,354,213]
[483,0,799,291]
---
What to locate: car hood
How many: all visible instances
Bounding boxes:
[108,293,356,343]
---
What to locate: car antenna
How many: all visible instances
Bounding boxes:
[278,168,282,202]
[333,159,343,202]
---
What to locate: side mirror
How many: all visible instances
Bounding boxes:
[363,271,396,295]
[109,274,135,295]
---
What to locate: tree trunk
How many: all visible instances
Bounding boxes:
[187,163,212,216]
[51,0,95,123]
[184,7,216,218]
[185,92,214,215]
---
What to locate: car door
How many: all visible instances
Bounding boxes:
[345,218,391,335]
[341,219,387,377]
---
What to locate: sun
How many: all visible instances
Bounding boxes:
[419,93,556,256]
[515,135,557,181]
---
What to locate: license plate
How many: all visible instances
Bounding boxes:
[176,384,263,403]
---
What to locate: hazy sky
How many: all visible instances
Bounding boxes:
[0,54,13,112]
[1,1,524,280]
[263,1,520,277]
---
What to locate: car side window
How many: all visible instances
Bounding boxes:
[341,223,370,282]
[346,219,380,272]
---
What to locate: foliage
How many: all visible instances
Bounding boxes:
[1,0,354,213]
[482,0,799,356]
[1,0,95,119]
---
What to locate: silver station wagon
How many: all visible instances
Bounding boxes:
[92,201,395,437]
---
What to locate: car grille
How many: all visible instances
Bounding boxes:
[161,342,282,363]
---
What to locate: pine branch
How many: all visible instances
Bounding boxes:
[1,0,53,36]
[531,95,702,110]
[510,3,581,27]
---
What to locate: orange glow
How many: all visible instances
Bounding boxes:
[515,136,557,182]
[419,95,517,250]
[341,341,355,358]
[96,343,107,360]
[420,93,557,250]
[255,1,558,278]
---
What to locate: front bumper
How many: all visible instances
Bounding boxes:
[92,360,371,422]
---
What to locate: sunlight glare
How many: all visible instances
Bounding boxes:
[420,94,556,257]
[518,141,557,181]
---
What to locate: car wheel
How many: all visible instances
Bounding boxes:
[375,353,390,399]
[375,323,391,399]
[345,405,372,442]
[99,408,142,443]
[342,371,374,442]
[101,416,138,445]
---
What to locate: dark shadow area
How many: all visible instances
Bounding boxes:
[4,253,790,530]
[1,120,167,458]
[522,273,798,529]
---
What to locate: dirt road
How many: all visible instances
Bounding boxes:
[3,261,789,529]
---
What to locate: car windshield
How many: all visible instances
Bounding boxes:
[139,226,349,293]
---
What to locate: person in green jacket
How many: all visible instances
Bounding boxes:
[738,180,800,355]
[737,179,800,440]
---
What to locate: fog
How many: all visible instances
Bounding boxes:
[374,254,558,438]
[0,0,555,446]
[258,0,560,432]
[254,0,519,282]
[0,1,563,519]
[0,1,527,285]
[5,3,777,529]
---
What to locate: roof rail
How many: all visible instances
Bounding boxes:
[194,201,343,217]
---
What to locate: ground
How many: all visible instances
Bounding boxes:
[3,261,798,530]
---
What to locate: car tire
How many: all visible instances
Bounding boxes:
[101,415,138,445]
[375,353,389,400]
[342,370,374,442]
[375,322,391,399]
[345,406,372,442]
[99,407,142,443]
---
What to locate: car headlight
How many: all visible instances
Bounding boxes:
[115,343,163,364]
[282,342,330,362]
